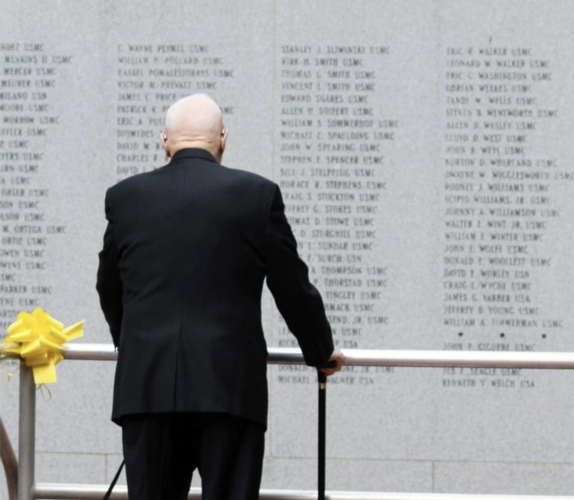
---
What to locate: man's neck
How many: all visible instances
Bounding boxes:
[170,141,219,162]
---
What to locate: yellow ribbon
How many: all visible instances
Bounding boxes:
[1,308,84,384]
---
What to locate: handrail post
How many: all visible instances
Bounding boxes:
[18,364,35,500]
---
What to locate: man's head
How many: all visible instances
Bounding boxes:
[160,94,229,163]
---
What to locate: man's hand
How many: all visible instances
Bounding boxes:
[320,346,345,376]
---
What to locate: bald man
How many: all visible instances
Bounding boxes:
[96,94,343,500]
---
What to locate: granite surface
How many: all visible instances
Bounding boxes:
[2,0,574,496]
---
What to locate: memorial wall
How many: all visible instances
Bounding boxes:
[2,0,574,496]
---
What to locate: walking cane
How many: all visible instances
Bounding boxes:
[318,361,336,500]
[103,459,124,500]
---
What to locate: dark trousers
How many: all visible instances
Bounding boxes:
[121,412,265,500]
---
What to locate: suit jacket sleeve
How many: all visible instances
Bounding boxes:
[265,184,334,367]
[96,189,123,349]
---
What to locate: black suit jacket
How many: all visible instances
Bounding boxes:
[96,148,333,426]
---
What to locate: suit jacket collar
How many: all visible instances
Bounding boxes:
[169,148,218,164]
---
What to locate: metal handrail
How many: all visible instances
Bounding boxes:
[0,416,18,500]
[63,343,574,370]
[13,345,574,500]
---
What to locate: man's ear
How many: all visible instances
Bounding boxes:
[159,131,170,158]
[221,128,229,152]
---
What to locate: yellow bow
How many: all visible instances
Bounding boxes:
[1,308,84,384]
